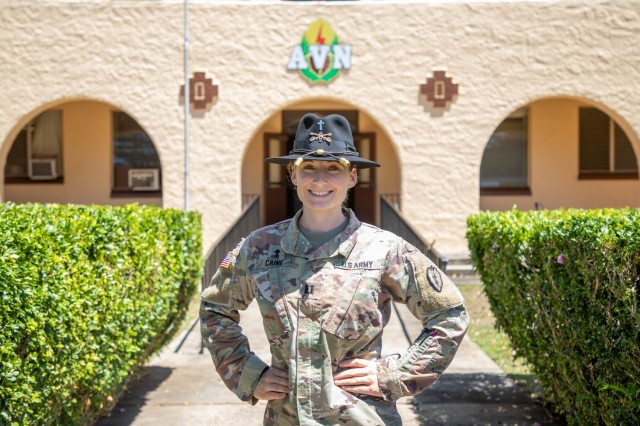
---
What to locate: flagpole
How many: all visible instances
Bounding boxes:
[183,0,190,211]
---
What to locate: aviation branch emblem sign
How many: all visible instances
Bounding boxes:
[287,19,352,84]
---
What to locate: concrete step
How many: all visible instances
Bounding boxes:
[447,263,476,275]
[446,256,474,265]
[442,254,481,284]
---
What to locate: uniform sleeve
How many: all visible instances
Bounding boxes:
[376,239,470,401]
[199,238,268,405]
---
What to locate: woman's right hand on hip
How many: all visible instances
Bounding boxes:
[253,366,289,400]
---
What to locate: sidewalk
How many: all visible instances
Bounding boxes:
[97,301,561,426]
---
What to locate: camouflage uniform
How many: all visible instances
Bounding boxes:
[201,209,469,425]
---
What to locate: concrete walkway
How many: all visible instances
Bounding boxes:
[97,301,561,426]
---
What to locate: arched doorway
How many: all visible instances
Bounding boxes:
[479,97,640,211]
[242,100,401,226]
[2,99,163,206]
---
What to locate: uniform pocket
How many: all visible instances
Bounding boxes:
[322,274,381,341]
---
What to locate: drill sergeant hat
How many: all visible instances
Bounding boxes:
[265,113,381,169]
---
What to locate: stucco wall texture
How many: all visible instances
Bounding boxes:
[1,1,639,255]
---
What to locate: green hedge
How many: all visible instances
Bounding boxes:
[0,203,202,425]
[467,208,640,425]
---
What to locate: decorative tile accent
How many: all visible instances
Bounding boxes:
[420,70,459,108]
[180,72,218,111]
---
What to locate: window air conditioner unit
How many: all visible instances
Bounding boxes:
[28,158,58,180]
[128,168,160,191]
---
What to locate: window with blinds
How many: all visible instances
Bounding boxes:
[480,109,528,190]
[579,107,638,177]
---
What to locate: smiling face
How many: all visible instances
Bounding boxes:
[290,160,358,215]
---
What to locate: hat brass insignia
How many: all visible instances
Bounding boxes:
[309,132,332,144]
[427,265,443,292]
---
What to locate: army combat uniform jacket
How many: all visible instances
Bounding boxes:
[200,209,469,425]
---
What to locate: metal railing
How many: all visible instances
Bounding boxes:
[380,195,448,272]
[242,193,258,211]
[380,193,401,210]
[201,196,260,291]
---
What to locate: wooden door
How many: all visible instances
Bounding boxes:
[264,133,289,225]
[352,133,376,224]
[264,131,377,226]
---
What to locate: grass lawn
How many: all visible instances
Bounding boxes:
[458,284,542,394]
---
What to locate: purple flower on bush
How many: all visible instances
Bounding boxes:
[557,253,566,264]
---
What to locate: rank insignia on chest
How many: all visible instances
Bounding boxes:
[427,265,443,292]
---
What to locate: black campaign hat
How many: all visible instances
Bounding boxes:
[265,113,380,169]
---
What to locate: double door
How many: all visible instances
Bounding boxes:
[264,132,376,225]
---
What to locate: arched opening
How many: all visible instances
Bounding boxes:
[480,97,639,211]
[241,99,401,226]
[2,99,162,206]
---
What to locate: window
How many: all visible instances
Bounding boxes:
[579,107,638,178]
[112,111,161,193]
[480,108,529,193]
[4,110,63,182]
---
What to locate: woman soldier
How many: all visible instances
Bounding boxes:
[200,113,469,425]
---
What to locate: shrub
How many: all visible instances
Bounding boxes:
[467,208,640,425]
[0,203,202,425]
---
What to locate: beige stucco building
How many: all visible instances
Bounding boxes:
[2,0,639,258]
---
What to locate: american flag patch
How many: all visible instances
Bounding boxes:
[219,251,234,268]
[220,239,243,269]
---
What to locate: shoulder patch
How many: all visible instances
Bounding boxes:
[219,251,235,268]
[405,251,463,312]
[426,265,443,292]
[219,239,244,268]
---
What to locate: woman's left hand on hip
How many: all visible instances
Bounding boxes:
[333,358,382,398]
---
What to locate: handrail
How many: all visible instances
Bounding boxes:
[380,195,449,272]
[201,195,260,291]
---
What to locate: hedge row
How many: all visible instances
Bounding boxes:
[467,208,640,425]
[0,203,202,425]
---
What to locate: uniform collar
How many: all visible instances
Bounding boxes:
[282,208,361,260]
